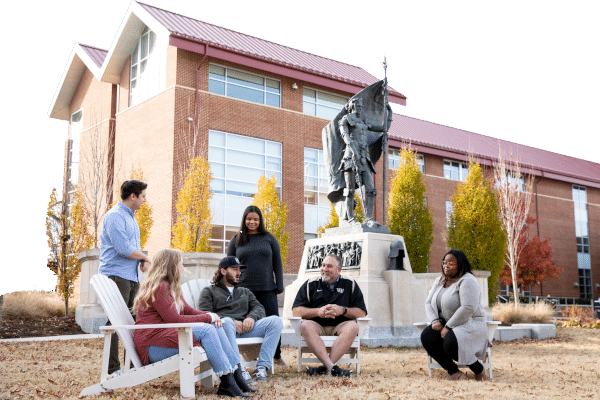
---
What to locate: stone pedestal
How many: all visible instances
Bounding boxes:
[75,249,106,333]
[282,232,427,347]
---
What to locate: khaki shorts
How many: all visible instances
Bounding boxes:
[314,320,352,336]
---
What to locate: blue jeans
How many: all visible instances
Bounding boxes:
[222,316,283,369]
[147,324,241,376]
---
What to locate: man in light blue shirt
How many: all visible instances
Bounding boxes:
[99,180,151,376]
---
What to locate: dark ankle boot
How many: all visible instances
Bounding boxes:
[234,367,257,393]
[216,373,249,398]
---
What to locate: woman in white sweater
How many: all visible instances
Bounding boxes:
[420,249,490,381]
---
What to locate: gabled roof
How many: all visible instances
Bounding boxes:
[389,114,600,189]
[136,1,406,104]
[48,43,107,120]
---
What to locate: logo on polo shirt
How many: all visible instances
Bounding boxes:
[337,288,344,294]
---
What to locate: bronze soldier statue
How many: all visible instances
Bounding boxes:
[323,79,392,228]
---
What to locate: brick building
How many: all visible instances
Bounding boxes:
[49,2,599,301]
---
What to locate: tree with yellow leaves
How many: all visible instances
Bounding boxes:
[46,187,94,315]
[253,175,289,270]
[387,147,434,273]
[130,170,153,249]
[317,194,364,234]
[172,156,213,252]
[446,160,507,303]
[110,170,154,249]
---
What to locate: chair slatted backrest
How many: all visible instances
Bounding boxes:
[181,279,209,309]
[90,274,143,368]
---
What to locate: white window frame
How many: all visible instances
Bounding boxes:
[129,26,160,107]
[573,185,592,298]
[208,130,283,253]
[445,200,453,228]
[302,87,347,119]
[443,159,469,181]
[68,109,83,202]
[304,148,330,235]
[208,63,281,108]
[388,149,425,173]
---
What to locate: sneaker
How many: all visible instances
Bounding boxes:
[254,366,268,382]
[107,369,124,379]
[306,365,328,376]
[241,367,257,386]
[273,358,289,367]
[330,365,352,377]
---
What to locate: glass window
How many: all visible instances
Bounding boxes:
[209,130,282,253]
[443,160,469,181]
[303,88,347,119]
[445,200,453,228]
[67,109,83,201]
[304,148,330,235]
[208,64,281,107]
[130,27,159,107]
[573,185,592,298]
[388,149,425,173]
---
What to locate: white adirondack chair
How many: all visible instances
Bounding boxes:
[80,274,214,398]
[288,316,371,374]
[181,278,274,373]
[414,321,501,379]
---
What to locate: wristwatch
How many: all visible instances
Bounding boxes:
[342,307,347,315]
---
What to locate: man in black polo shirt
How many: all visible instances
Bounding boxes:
[292,253,367,377]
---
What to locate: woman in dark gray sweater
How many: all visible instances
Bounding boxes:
[227,205,286,365]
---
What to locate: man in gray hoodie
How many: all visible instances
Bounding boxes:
[198,256,283,383]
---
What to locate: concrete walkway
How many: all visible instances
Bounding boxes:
[0,333,103,343]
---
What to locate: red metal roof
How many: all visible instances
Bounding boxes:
[136,2,406,101]
[388,114,600,187]
[79,43,108,68]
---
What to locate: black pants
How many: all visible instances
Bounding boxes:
[107,275,139,374]
[252,289,282,360]
[420,324,483,375]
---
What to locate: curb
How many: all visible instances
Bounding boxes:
[0,334,103,343]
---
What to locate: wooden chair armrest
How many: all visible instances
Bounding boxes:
[99,322,209,331]
[413,322,428,333]
[287,317,303,338]
[356,318,371,338]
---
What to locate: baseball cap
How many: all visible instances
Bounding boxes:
[219,256,247,270]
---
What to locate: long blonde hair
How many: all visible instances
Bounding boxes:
[133,249,184,313]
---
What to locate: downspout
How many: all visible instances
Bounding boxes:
[534,172,543,294]
[534,173,543,237]
[193,43,209,158]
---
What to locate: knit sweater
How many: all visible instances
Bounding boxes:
[197,281,266,322]
[424,273,489,365]
[134,281,213,365]
[227,233,283,293]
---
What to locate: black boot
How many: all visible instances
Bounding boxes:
[216,373,249,398]
[234,367,257,393]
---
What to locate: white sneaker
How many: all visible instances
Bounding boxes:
[254,366,268,382]
[241,367,257,386]
[107,369,124,379]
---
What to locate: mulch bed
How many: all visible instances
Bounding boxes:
[0,316,86,339]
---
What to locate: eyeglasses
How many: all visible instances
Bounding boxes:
[442,262,457,267]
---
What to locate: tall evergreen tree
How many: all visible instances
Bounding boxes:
[387,148,434,273]
[253,175,289,270]
[446,160,507,303]
[172,156,213,252]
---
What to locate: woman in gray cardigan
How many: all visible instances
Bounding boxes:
[421,249,490,381]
